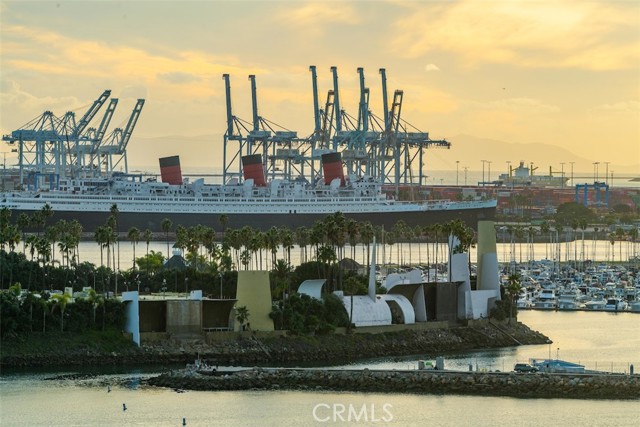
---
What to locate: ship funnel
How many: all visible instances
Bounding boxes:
[159,156,183,185]
[321,152,345,186]
[241,154,267,186]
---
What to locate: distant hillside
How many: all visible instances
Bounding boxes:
[126,133,639,175]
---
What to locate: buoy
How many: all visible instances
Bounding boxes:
[123,403,127,411]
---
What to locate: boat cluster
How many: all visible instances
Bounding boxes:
[510,261,640,312]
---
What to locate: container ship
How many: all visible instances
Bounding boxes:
[0,153,496,232]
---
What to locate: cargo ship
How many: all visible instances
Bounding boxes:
[0,153,496,232]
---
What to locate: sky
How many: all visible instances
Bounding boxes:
[1,0,639,176]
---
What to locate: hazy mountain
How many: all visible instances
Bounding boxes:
[127,133,639,176]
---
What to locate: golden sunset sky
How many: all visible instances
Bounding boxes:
[1,0,639,176]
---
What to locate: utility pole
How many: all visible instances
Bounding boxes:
[487,161,492,184]
[569,162,574,186]
[604,162,610,186]
[481,160,487,186]
[456,160,459,186]
[560,162,565,188]
[463,166,468,185]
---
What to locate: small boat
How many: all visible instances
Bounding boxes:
[603,297,628,312]
[533,289,556,310]
[530,358,586,374]
[584,298,607,311]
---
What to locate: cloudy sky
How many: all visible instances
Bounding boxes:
[1,0,639,175]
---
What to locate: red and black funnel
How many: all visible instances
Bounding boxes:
[241,154,267,187]
[322,152,345,186]
[159,156,183,185]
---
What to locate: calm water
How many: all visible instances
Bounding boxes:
[1,311,638,426]
[15,238,640,270]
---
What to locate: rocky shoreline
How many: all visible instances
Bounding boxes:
[147,367,640,400]
[2,321,550,369]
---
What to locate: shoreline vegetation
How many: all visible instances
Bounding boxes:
[1,320,549,369]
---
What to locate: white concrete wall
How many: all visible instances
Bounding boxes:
[121,291,140,346]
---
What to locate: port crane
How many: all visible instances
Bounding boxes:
[97,99,145,175]
[219,66,452,192]
[2,89,145,188]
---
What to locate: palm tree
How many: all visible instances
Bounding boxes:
[17,213,30,256]
[609,232,616,263]
[127,227,141,272]
[161,218,173,260]
[219,214,229,237]
[272,259,293,303]
[295,226,310,264]
[615,227,625,263]
[51,292,71,332]
[346,219,359,267]
[235,305,250,331]
[142,229,153,274]
[359,221,374,267]
[540,221,551,261]
[109,204,120,270]
[505,273,522,325]
[279,227,294,266]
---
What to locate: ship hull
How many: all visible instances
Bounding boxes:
[6,204,496,233]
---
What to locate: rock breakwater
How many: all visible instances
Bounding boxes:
[148,368,640,400]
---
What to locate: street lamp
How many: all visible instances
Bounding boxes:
[185,277,189,298]
[219,272,223,299]
[456,160,459,186]
[162,278,167,299]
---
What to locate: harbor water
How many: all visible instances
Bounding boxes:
[13,238,640,272]
[1,312,638,426]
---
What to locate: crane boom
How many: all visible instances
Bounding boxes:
[222,74,234,137]
[117,99,144,152]
[95,98,118,143]
[309,65,321,133]
[73,90,111,138]
[330,66,342,132]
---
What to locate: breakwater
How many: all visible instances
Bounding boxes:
[148,367,640,400]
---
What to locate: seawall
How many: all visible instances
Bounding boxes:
[147,368,640,400]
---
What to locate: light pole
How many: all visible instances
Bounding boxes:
[185,277,189,298]
[593,162,600,182]
[560,162,565,188]
[456,160,459,186]
[604,162,610,185]
[162,278,167,299]
[219,272,223,299]
[487,161,492,184]
[463,167,468,185]
[569,162,574,186]
[481,160,487,185]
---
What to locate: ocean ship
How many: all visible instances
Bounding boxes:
[497,161,568,188]
[0,153,496,232]
[2,68,497,232]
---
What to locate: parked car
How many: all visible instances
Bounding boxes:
[514,363,539,373]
